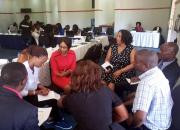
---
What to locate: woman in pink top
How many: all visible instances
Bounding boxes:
[50,37,76,92]
[135,22,144,32]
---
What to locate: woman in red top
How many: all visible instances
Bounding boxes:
[135,22,144,32]
[50,37,76,91]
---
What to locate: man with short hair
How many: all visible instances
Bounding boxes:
[0,62,39,130]
[159,42,180,89]
[129,49,173,130]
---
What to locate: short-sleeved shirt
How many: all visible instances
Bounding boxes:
[63,86,122,130]
[21,61,40,96]
[132,67,173,130]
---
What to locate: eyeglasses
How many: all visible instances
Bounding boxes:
[59,46,68,49]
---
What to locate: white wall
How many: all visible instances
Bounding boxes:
[0,0,13,32]
[114,0,171,38]
[0,0,45,33]
[95,0,114,26]
[0,0,173,36]
[58,0,94,29]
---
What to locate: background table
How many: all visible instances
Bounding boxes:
[0,34,29,50]
[131,31,160,48]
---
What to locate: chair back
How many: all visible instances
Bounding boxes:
[83,43,102,63]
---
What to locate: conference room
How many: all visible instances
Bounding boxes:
[0,0,180,130]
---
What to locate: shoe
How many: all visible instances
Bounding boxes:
[43,119,55,129]
[55,120,73,130]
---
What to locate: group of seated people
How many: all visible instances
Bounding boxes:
[10,15,82,48]
[0,28,179,130]
[133,21,165,46]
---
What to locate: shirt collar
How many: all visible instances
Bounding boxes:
[3,86,23,99]
[162,59,175,65]
[139,66,158,80]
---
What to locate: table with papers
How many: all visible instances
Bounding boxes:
[38,107,52,126]
[37,91,60,126]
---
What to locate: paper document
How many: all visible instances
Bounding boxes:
[38,91,60,102]
[38,107,52,126]
[101,62,113,71]
[126,78,140,85]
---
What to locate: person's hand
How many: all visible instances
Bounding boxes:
[113,70,122,78]
[36,89,49,96]
[58,70,71,77]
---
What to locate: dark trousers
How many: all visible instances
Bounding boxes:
[24,95,59,121]
[127,125,151,130]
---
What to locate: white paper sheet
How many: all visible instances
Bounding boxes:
[101,61,113,71]
[38,91,60,102]
[38,107,52,126]
[126,78,140,85]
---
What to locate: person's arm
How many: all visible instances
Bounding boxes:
[113,48,136,78]
[36,84,49,96]
[114,104,128,123]
[131,82,155,128]
[110,88,128,122]
[123,92,136,106]
[70,51,76,71]
[57,95,66,108]
[50,53,61,77]
[60,51,77,77]
[131,110,147,127]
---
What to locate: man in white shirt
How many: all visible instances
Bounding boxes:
[129,49,173,130]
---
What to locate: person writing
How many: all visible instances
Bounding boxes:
[21,46,49,103]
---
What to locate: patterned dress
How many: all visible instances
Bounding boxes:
[102,44,135,85]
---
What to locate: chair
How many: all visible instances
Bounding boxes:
[102,36,116,60]
[153,26,165,46]
[83,43,102,64]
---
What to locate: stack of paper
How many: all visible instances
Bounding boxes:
[101,62,113,71]
[38,91,60,102]
[126,78,140,85]
[38,107,52,126]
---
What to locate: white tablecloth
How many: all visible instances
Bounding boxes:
[0,59,9,76]
[131,31,160,48]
